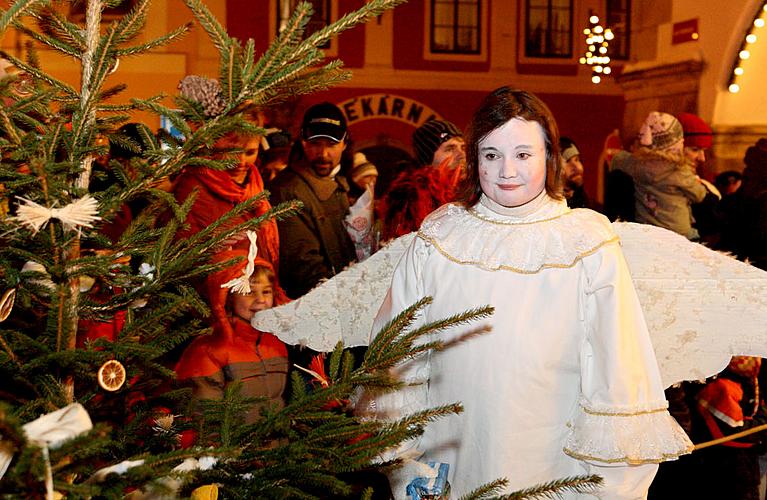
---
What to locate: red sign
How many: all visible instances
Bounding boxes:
[672,19,700,45]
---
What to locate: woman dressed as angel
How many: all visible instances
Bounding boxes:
[370,87,693,498]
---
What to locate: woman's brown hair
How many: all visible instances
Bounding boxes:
[456,87,564,206]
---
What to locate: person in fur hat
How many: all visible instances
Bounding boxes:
[610,111,707,239]
[175,238,290,424]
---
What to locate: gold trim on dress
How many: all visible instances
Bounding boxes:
[563,445,694,465]
[582,405,668,417]
[417,233,621,274]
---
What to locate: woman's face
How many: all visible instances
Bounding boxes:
[478,118,547,207]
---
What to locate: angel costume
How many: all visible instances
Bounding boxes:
[369,191,693,498]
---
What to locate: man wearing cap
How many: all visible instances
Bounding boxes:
[270,102,357,299]
[412,119,466,169]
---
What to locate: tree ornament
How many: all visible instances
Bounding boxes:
[12,195,101,234]
[221,231,258,294]
[191,484,219,500]
[178,75,227,118]
[0,288,15,322]
[97,360,126,392]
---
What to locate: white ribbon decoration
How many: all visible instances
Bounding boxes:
[221,231,258,294]
[13,195,101,234]
[0,403,93,500]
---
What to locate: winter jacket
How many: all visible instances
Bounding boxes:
[173,165,279,271]
[175,318,288,424]
[270,160,357,299]
[611,150,706,239]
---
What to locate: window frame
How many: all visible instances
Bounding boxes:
[429,0,482,55]
[605,0,631,60]
[523,0,574,60]
[423,0,488,62]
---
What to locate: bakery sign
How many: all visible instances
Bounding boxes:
[337,94,443,127]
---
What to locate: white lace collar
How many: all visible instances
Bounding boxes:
[418,195,618,273]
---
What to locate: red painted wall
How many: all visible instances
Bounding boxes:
[226,0,365,68]
[392,2,491,72]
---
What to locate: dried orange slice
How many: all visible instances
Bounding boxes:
[0,289,15,322]
[97,359,126,392]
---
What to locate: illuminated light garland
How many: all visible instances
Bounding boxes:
[728,2,767,93]
[579,14,614,84]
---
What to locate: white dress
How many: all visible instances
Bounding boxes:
[368,191,693,499]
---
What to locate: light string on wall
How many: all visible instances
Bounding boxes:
[579,14,614,84]
[728,2,767,93]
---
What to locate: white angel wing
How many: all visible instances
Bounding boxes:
[252,233,416,351]
[615,222,767,387]
[256,223,767,389]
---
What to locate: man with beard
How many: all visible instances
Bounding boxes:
[559,136,593,209]
[270,102,358,299]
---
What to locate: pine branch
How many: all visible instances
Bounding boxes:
[499,475,603,500]
[218,41,240,105]
[12,22,82,58]
[112,0,151,44]
[248,2,313,92]
[0,0,42,33]
[0,51,78,98]
[292,0,406,66]
[29,7,86,51]
[457,478,509,500]
[181,0,230,53]
[364,297,431,364]
[114,22,192,57]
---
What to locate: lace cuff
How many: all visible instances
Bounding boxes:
[563,404,693,465]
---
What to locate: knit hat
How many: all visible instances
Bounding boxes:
[638,112,684,151]
[207,249,289,342]
[350,152,378,183]
[301,102,347,143]
[677,113,713,149]
[412,119,463,166]
[559,137,580,162]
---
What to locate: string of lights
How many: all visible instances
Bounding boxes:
[728,2,767,93]
[579,14,614,84]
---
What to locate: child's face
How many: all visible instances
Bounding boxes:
[232,275,274,321]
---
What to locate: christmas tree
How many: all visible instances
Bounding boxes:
[0,1,601,497]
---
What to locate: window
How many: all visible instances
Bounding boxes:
[606,0,631,60]
[277,0,331,48]
[430,0,481,54]
[525,0,573,58]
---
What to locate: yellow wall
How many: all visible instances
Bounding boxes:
[0,0,225,130]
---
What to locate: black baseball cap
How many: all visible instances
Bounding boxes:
[301,102,347,143]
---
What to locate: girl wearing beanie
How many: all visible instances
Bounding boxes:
[610,111,707,239]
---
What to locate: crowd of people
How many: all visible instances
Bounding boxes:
[78,80,767,498]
